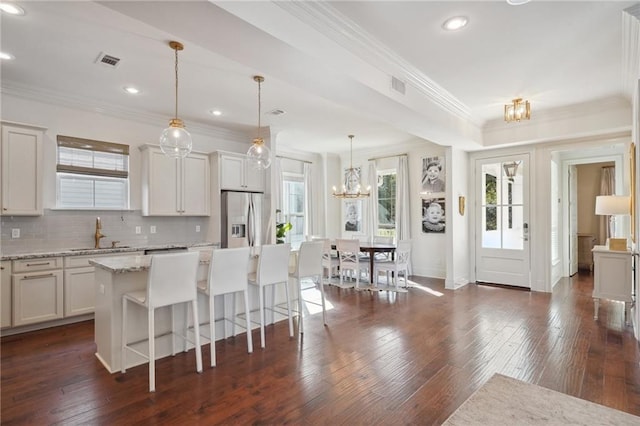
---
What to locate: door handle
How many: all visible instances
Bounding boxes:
[523,223,529,242]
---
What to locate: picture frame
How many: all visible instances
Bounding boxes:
[422,156,445,194]
[344,199,362,232]
[422,198,445,233]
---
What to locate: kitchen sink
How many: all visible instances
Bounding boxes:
[69,246,131,251]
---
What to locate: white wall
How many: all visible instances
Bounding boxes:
[446,147,469,289]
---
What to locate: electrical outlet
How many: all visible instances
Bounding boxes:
[150,225,156,234]
[196,225,200,233]
[135,226,141,234]
[11,228,20,239]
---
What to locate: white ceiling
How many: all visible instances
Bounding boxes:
[1,1,636,154]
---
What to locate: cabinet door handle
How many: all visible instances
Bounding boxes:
[26,262,51,267]
[23,273,54,280]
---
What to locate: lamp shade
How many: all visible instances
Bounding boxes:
[595,195,630,215]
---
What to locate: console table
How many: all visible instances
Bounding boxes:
[592,245,633,325]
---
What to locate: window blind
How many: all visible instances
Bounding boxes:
[56,135,129,178]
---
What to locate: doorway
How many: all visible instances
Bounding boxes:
[475,154,530,288]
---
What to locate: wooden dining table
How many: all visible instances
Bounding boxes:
[331,242,396,284]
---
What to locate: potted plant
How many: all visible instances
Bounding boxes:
[275,209,292,244]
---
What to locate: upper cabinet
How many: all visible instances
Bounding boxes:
[140,145,210,216]
[1,122,45,216]
[218,151,264,192]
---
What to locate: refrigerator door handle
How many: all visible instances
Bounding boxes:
[247,196,254,247]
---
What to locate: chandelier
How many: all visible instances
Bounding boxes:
[504,98,530,123]
[332,135,370,198]
[159,41,193,158]
[246,75,272,169]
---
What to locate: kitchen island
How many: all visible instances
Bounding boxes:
[90,250,291,373]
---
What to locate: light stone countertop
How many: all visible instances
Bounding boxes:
[0,242,219,261]
[90,250,213,274]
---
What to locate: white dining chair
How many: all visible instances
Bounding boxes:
[374,239,411,289]
[197,247,252,367]
[373,235,394,284]
[121,251,202,392]
[289,241,326,334]
[248,243,293,348]
[314,238,339,283]
[336,238,368,289]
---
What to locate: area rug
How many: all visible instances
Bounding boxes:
[442,373,640,425]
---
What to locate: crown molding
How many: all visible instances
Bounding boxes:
[273,1,476,126]
[622,4,640,96]
[1,81,251,142]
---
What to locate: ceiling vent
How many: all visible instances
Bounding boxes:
[95,52,121,68]
[391,76,406,95]
[268,109,286,116]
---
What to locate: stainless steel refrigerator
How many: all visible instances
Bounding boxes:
[221,191,263,249]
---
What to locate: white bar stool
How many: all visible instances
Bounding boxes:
[197,247,253,367]
[288,241,326,334]
[248,243,293,348]
[121,251,202,392]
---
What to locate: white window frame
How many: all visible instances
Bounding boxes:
[377,168,397,237]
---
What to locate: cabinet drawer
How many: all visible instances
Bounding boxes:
[13,257,62,273]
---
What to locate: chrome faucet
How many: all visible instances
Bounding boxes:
[95,217,106,248]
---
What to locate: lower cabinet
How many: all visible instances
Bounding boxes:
[1,261,11,328]
[64,266,95,317]
[13,265,64,326]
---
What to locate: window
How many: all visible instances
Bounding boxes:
[282,173,305,248]
[377,169,396,237]
[56,135,129,209]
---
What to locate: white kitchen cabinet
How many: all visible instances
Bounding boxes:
[140,145,210,216]
[63,252,143,318]
[1,122,45,216]
[1,261,11,328]
[219,152,264,192]
[592,245,633,324]
[12,257,64,326]
[64,266,96,317]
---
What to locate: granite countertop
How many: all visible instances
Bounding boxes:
[0,242,219,261]
[90,250,212,274]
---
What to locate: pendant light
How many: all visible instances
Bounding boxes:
[159,41,192,158]
[332,135,370,198]
[246,75,272,169]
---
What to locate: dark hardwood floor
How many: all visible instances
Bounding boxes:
[2,272,640,425]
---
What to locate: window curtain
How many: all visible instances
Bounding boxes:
[367,160,378,237]
[267,157,283,244]
[396,155,412,274]
[598,166,615,244]
[303,162,314,238]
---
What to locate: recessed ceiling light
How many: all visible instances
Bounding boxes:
[0,2,25,15]
[507,0,531,5]
[123,86,140,94]
[0,51,15,60]
[209,109,222,116]
[442,16,468,31]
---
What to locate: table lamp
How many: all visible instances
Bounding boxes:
[595,195,630,250]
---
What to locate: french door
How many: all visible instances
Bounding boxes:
[475,154,530,288]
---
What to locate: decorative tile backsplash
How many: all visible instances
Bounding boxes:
[0,209,209,255]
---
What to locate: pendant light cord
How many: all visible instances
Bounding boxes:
[257,78,262,140]
[174,47,179,119]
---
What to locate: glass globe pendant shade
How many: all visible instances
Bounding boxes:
[247,137,272,169]
[159,118,192,158]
